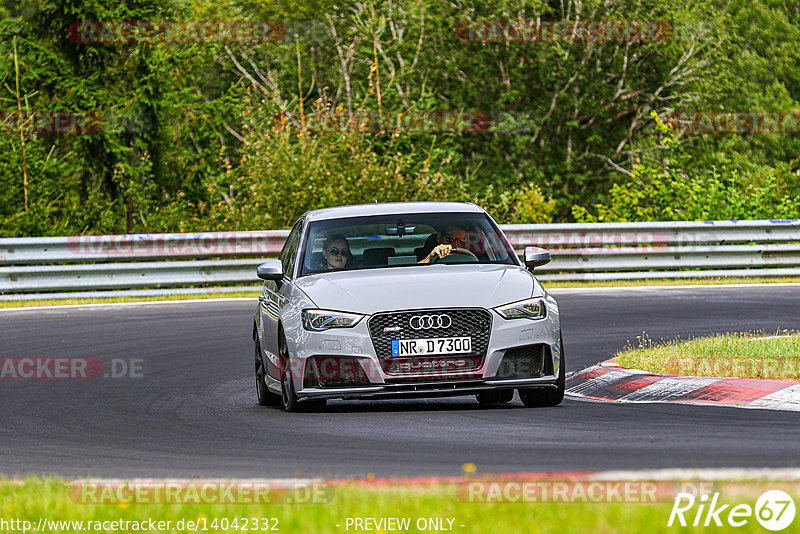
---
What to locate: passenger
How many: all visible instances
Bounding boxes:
[418,226,468,264]
[313,234,352,271]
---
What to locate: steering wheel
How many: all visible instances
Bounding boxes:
[430,247,479,263]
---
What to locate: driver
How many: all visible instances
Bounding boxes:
[418,226,468,264]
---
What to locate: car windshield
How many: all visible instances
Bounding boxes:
[299,212,518,276]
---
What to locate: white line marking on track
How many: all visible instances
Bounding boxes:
[3,281,800,312]
[0,297,255,312]
[549,282,800,293]
[72,477,318,488]
[589,467,800,481]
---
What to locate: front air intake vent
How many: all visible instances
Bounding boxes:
[496,344,547,378]
[303,356,372,388]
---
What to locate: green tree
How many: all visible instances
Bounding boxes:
[572,113,800,222]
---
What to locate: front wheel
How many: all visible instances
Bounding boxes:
[279,329,326,412]
[255,341,281,406]
[519,334,566,408]
[280,361,302,412]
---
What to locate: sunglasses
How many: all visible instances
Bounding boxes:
[327,247,351,257]
[444,233,466,247]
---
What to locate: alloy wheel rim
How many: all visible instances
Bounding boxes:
[281,368,290,409]
[255,342,265,402]
[279,332,291,408]
[256,366,265,401]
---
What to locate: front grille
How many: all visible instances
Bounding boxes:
[303,356,372,388]
[368,309,492,375]
[496,344,547,378]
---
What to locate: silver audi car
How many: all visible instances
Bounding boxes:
[253,202,563,411]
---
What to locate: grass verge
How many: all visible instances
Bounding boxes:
[615,331,800,380]
[2,477,799,534]
[3,276,800,309]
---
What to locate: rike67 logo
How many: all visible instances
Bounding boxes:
[668,490,796,530]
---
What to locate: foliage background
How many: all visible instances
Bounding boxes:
[1,0,799,236]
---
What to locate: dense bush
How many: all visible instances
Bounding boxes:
[1,0,799,235]
[572,114,800,222]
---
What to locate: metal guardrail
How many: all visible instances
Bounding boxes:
[0,231,290,264]
[1,220,799,297]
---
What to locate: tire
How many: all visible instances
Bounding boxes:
[476,390,514,405]
[279,328,326,413]
[255,340,281,406]
[519,333,566,408]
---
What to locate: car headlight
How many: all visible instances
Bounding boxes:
[302,309,364,331]
[494,298,547,320]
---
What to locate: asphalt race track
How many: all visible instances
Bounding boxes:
[1,285,799,478]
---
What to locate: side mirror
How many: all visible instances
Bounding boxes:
[524,246,551,270]
[257,259,284,281]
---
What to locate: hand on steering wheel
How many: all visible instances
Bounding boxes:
[429,246,478,263]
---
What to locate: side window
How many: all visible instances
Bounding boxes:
[280,221,303,278]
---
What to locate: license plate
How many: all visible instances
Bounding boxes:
[391,337,472,357]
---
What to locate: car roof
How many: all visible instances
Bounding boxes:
[304,202,486,222]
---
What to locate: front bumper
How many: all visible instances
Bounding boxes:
[283,301,561,401]
[297,376,559,401]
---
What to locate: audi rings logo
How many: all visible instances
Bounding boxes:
[409,314,452,330]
